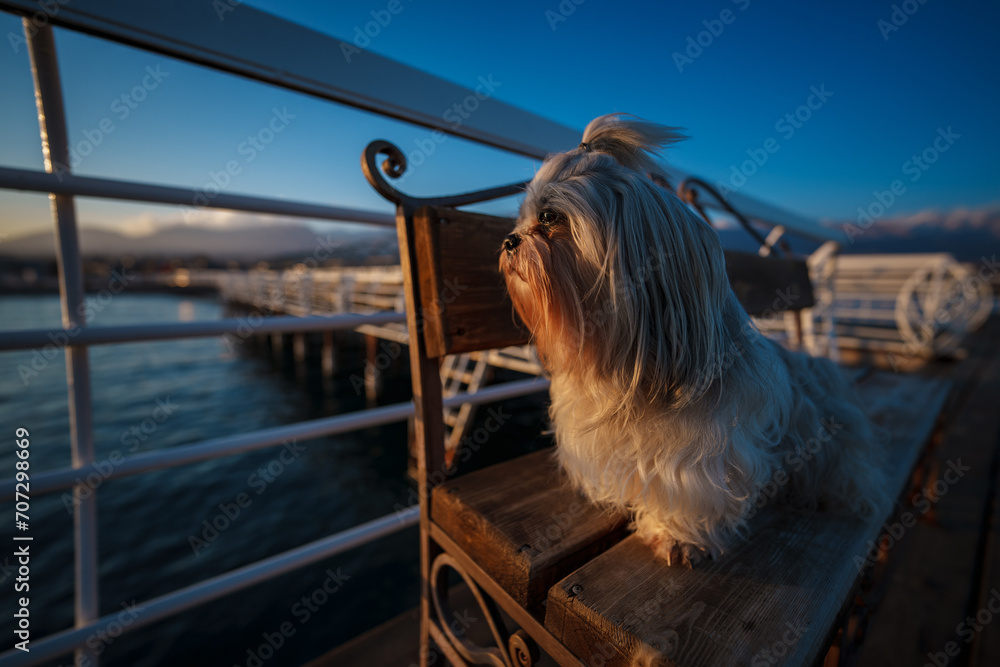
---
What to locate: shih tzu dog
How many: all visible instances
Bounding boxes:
[500,114,889,566]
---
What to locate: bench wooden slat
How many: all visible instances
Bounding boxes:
[431,448,629,608]
[543,372,950,666]
[413,206,530,357]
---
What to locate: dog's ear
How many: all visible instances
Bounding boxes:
[581,114,687,174]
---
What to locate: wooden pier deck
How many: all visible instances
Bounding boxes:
[304,315,1000,667]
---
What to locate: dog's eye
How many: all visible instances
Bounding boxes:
[537,209,561,226]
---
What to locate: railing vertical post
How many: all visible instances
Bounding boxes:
[25,20,100,666]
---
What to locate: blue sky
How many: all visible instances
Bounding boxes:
[0,0,997,241]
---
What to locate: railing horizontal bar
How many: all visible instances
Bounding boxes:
[444,376,550,409]
[8,404,415,502]
[0,166,396,226]
[0,0,577,160]
[0,311,406,351]
[1,377,550,501]
[0,506,419,667]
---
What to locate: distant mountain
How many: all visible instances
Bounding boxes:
[824,206,1000,262]
[717,206,1000,263]
[4,206,998,265]
[0,222,398,262]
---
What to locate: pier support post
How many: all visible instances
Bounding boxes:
[322,330,336,378]
[271,332,284,363]
[364,333,383,404]
[293,333,307,374]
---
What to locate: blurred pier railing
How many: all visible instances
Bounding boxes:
[753,252,994,362]
[212,266,407,318]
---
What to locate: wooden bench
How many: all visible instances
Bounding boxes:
[362,140,951,666]
[544,370,949,666]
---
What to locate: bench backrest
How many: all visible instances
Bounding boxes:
[412,206,529,358]
[409,204,815,360]
[724,250,815,316]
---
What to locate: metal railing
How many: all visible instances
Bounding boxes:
[0,12,550,667]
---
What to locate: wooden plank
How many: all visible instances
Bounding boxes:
[836,253,956,269]
[544,372,951,666]
[432,449,629,608]
[970,333,1000,667]
[394,203,449,667]
[972,363,1000,666]
[724,250,815,316]
[413,206,530,357]
[857,326,1000,667]
[969,358,1000,665]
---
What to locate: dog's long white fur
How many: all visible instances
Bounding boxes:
[501,113,890,564]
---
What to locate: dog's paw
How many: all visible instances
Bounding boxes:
[643,535,707,568]
[630,643,672,667]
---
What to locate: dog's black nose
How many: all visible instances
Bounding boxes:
[503,233,521,253]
